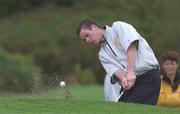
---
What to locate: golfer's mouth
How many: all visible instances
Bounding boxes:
[89,41,94,44]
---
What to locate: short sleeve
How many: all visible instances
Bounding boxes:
[113,22,139,52]
[99,49,124,77]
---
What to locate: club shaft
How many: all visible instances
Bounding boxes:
[115,91,124,102]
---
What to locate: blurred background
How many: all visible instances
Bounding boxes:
[0,0,179,94]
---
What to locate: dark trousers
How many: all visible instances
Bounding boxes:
[119,69,161,105]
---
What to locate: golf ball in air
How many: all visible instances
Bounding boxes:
[60,81,65,87]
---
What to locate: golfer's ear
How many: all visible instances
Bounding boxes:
[91,24,98,30]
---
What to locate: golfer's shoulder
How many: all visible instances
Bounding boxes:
[112,21,131,29]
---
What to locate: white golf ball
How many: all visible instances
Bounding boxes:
[60,81,65,87]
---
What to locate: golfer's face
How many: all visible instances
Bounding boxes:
[79,25,102,44]
[163,60,178,76]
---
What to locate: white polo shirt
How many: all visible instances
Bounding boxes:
[99,21,159,77]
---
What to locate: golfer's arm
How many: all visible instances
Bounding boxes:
[114,69,126,81]
[127,41,138,73]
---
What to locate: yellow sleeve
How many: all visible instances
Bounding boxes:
[158,93,180,108]
[158,82,180,108]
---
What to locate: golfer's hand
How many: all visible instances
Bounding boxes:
[114,69,128,89]
[126,71,136,90]
[121,76,128,89]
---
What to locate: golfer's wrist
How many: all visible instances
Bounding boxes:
[126,69,135,74]
[126,70,136,79]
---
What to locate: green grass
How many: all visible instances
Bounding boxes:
[0,85,180,114]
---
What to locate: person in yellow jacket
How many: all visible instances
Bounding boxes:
[157,51,180,108]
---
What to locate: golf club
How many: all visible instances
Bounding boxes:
[115,89,125,102]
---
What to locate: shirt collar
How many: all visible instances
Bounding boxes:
[99,25,108,46]
[102,25,112,41]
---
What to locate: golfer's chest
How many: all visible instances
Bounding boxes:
[104,40,127,65]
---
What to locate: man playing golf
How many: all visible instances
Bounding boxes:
[76,19,160,105]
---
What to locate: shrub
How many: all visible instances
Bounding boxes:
[0,48,42,92]
[74,63,96,84]
[0,0,80,17]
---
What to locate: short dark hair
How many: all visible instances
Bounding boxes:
[161,51,179,64]
[76,19,101,36]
